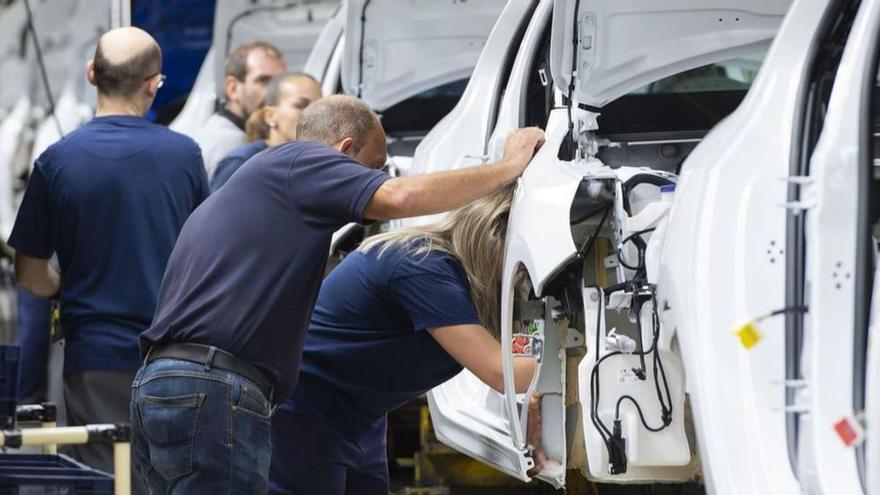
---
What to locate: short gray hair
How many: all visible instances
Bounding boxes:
[296,95,377,152]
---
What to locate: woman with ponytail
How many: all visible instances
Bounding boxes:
[268,183,538,494]
[210,72,321,192]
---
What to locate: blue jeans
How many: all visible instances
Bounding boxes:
[131,358,273,494]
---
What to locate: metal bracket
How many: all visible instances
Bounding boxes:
[779,200,817,212]
[780,176,815,186]
[779,176,817,212]
[770,379,809,389]
[513,300,545,321]
[538,68,549,87]
[603,254,619,269]
[772,403,810,413]
[564,328,585,348]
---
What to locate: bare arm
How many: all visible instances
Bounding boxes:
[429,324,537,394]
[363,127,545,221]
[15,253,60,298]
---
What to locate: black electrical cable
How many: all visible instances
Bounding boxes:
[589,291,614,445]
[632,297,648,378]
[616,228,656,272]
[562,0,581,158]
[764,306,809,319]
[23,0,63,137]
[356,0,372,99]
[648,286,673,422]
[577,204,611,259]
[621,228,656,246]
[614,395,667,432]
[590,275,674,472]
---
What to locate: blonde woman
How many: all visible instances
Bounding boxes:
[269,183,537,494]
[209,72,321,192]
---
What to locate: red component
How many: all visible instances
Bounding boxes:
[512,336,530,355]
[833,417,864,447]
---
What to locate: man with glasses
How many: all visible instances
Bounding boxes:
[8,27,208,493]
[193,41,286,178]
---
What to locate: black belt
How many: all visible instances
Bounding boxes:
[146,343,273,402]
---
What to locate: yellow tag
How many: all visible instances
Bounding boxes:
[735,322,762,349]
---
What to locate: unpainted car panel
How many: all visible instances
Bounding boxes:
[169,46,217,136]
[656,0,830,492]
[211,0,338,89]
[302,5,344,85]
[407,0,542,175]
[797,0,880,491]
[341,0,506,111]
[0,97,30,240]
[549,0,790,108]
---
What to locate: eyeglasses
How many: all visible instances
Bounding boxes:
[143,73,167,89]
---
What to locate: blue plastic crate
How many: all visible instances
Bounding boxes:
[0,345,20,427]
[0,453,113,494]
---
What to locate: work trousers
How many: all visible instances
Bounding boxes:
[130,358,273,494]
[268,407,388,495]
[63,370,148,495]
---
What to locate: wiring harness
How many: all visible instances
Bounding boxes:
[578,205,673,475]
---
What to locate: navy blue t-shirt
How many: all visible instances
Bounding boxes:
[285,242,481,437]
[140,141,390,401]
[210,140,268,193]
[8,115,208,373]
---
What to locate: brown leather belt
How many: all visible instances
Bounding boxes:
[146,342,273,401]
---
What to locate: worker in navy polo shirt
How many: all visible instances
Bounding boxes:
[133,94,544,493]
[8,27,208,492]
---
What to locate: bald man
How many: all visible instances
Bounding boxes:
[133,95,543,492]
[8,28,208,492]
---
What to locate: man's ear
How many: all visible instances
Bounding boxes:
[334,137,356,156]
[145,75,160,98]
[86,60,97,87]
[224,75,239,102]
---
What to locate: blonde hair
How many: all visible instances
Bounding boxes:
[245,108,269,142]
[359,183,515,337]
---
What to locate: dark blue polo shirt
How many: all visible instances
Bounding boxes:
[140,141,390,401]
[8,115,208,373]
[210,140,268,193]
[284,241,481,437]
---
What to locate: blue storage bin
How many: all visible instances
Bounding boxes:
[0,345,20,427]
[0,453,114,494]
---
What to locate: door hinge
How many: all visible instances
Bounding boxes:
[779,176,817,212]
[779,200,817,212]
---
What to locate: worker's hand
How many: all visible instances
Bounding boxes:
[526,392,548,476]
[501,127,545,176]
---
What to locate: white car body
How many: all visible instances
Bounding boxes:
[305,0,505,166]
[399,0,880,492]
[661,0,880,494]
[170,0,340,135]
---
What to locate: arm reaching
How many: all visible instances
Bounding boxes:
[363,127,545,221]
[15,253,60,298]
[429,323,536,394]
